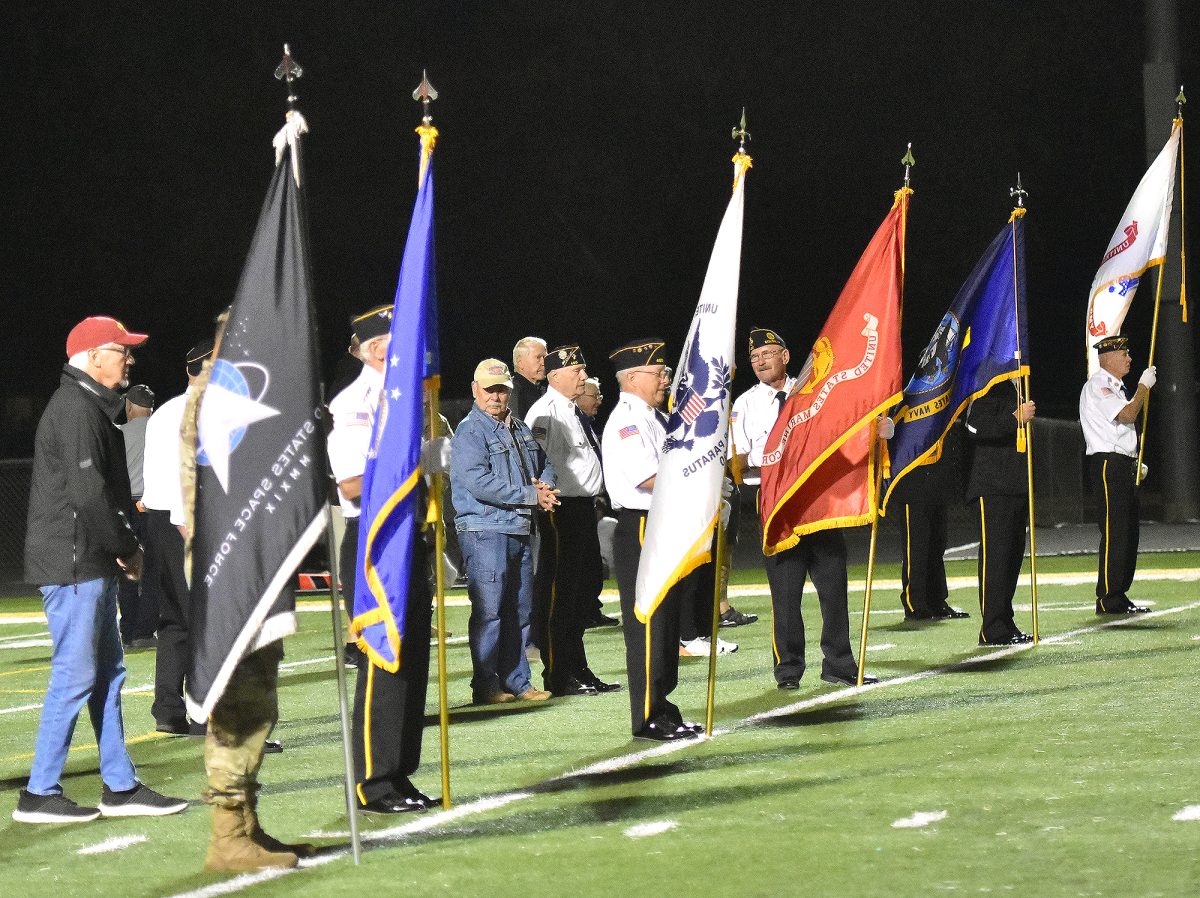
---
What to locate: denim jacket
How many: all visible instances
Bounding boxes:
[451,404,555,535]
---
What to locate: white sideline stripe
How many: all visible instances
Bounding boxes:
[945,541,981,554]
[1172,805,1200,821]
[0,703,43,716]
[0,639,53,650]
[0,683,151,716]
[624,820,677,837]
[78,834,149,855]
[0,630,49,643]
[158,595,1200,898]
[892,810,947,829]
[866,643,896,652]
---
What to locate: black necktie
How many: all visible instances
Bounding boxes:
[576,406,600,455]
[655,409,668,429]
[775,390,788,415]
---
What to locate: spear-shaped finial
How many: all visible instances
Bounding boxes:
[900,143,915,189]
[732,108,751,155]
[1010,172,1028,208]
[274,44,303,111]
[413,69,439,125]
[1178,85,1187,117]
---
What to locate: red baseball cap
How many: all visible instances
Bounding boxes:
[66,316,149,358]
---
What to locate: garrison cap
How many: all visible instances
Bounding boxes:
[544,344,587,373]
[748,327,786,354]
[608,339,668,370]
[186,338,215,377]
[125,384,155,409]
[1095,335,1130,355]
[352,305,393,343]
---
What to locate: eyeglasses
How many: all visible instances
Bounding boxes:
[631,367,672,381]
[95,345,132,359]
[750,348,784,363]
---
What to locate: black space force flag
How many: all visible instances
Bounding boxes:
[186,126,327,719]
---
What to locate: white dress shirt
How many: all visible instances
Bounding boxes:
[525,387,603,498]
[600,392,666,511]
[1079,368,1137,457]
[730,376,797,485]
[141,387,192,525]
[327,365,384,518]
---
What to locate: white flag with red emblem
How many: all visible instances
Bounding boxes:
[1085,120,1180,374]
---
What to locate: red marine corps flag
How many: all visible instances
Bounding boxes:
[760,189,908,554]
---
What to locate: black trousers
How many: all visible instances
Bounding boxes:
[1091,453,1140,608]
[530,510,555,653]
[898,502,949,615]
[542,497,600,689]
[763,529,855,683]
[117,502,159,642]
[339,516,360,624]
[976,494,1026,643]
[146,509,191,725]
[348,528,433,805]
[614,508,688,732]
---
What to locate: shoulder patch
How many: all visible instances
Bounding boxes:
[531,425,547,438]
[619,424,639,439]
[1100,387,1114,397]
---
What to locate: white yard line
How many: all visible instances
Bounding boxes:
[78,834,149,855]
[0,639,53,650]
[165,593,1200,898]
[0,631,49,643]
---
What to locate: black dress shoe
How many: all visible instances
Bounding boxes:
[264,739,283,754]
[1096,599,1150,615]
[585,611,621,629]
[903,608,935,621]
[633,720,697,742]
[820,670,878,687]
[978,631,1033,646]
[777,679,801,690]
[550,676,599,697]
[397,778,439,809]
[358,793,428,814]
[932,604,970,619]
[578,668,622,692]
[678,721,704,735]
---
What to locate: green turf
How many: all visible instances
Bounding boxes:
[2,554,1198,897]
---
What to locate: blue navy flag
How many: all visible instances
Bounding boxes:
[187,116,328,719]
[881,211,1028,513]
[351,125,439,672]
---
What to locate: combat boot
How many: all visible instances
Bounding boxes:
[203,805,299,872]
[244,799,317,859]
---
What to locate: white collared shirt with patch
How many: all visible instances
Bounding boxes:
[327,364,385,518]
[730,375,797,485]
[525,387,603,498]
[1079,368,1137,457]
[600,392,666,511]
[141,386,193,525]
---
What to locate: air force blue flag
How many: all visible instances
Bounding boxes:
[351,125,439,672]
[881,211,1028,512]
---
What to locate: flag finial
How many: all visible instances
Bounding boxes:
[274,44,303,112]
[414,70,439,125]
[1178,85,1187,118]
[900,143,916,189]
[732,108,751,155]
[1010,172,1028,209]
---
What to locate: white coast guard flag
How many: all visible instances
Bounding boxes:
[1085,121,1180,374]
[634,155,750,622]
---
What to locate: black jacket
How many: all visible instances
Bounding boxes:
[888,418,966,506]
[964,380,1028,499]
[511,374,547,421]
[25,365,140,585]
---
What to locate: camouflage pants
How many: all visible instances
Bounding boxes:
[202,641,282,809]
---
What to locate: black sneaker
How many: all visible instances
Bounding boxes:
[12,789,100,824]
[719,606,758,628]
[98,783,188,817]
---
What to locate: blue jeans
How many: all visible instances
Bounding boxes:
[28,578,138,795]
[459,530,533,698]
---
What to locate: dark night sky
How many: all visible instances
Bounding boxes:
[2,2,1196,457]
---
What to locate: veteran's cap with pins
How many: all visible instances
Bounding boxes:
[545,344,587,373]
[186,338,215,377]
[352,305,393,344]
[608,339,668,370]
[748,327,786,354]
[1095,335,1130,355]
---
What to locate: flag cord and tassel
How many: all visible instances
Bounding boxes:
[322,511,362,863]
[428,386,453,809]
[1177,92,1187,323]
[857,420,886,686]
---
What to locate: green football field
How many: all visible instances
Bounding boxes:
[2,554,1199,898]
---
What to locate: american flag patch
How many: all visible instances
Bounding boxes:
[1100,387,1114,397]
[731,411,738,421]
[619,424,639,439]
[679,389,706,425]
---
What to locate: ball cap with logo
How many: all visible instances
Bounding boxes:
[1095,335,1130,355]
[608,339,668,370]
[544,344,587,373]
[65,316,149,358]
[125,384,156,409]
[473,358,515,389]
[747,327,786,354]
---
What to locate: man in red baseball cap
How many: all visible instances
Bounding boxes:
[14,316,186,825]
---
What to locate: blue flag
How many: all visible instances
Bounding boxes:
[351,132,438,672]
[881,212,1028,513]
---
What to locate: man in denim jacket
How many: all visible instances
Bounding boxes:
[451,358,559,704]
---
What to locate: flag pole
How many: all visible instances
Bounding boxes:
[1136,100,1186,486]
[274,44,362,863]
[413,72,452,809]
[704,112,751,735]
[1008,174,1039,642]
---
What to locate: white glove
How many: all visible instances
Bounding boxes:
[421,436,451,474]
[1139,366,1156,389]
[1140,463,1149,481]
[721,476,734,500]
[720,499,731,528]
[877,416,895,440]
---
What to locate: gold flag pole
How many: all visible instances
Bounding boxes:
[1136,100,1186,485]
[1008,175,1038,641]
[414,72,452,809]
[857,146,913,686]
